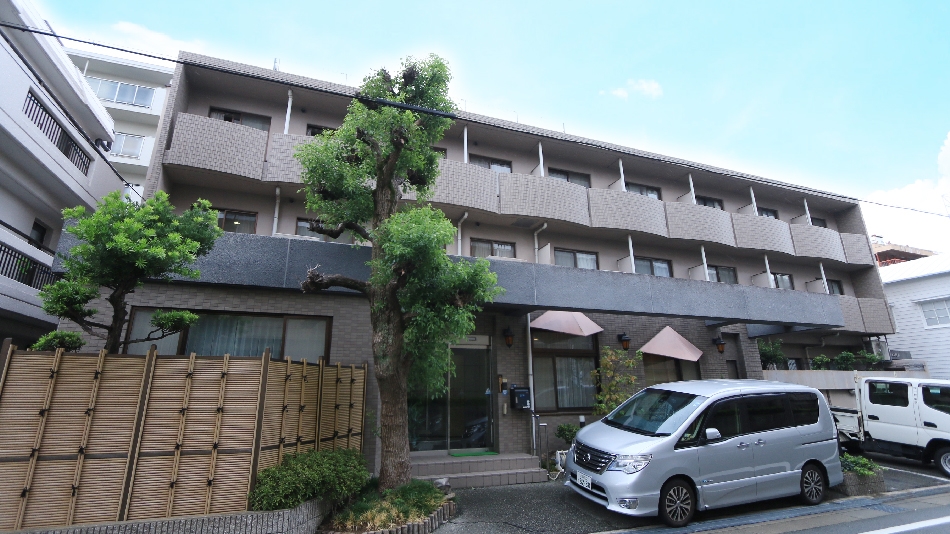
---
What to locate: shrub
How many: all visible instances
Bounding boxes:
[591,347,642,415]
[555,423,579,445]
[30,331,85,352]
[840,453,880,477]
[834,351,856,371]
[249,448,370,511]
[858,349,884,370]
[758,339,787,370]
[330,479,444,531]
[811,355,832,370]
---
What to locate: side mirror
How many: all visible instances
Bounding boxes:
[705,428,722,441]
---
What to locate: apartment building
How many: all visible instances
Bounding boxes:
[0,0,122,346]
[57,51,894,480]
[66,48,174,200]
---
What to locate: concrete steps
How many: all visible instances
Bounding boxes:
[412,453,549,488]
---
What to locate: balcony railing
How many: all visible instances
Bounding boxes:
[0,242,56,290]
[23,93,91,175]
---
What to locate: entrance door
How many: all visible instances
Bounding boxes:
[408,341,493,453]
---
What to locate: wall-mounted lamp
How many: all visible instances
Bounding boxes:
[712,337,726,354]
[503,327,514,348]
[617,333,631,351]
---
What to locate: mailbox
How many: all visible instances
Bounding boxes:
[510,386,531,410]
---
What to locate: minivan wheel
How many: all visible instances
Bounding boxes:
[659,478,695,528]
[935,447,950,477]
[800,463,826,505]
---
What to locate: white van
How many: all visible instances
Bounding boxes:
[565,380,843,527]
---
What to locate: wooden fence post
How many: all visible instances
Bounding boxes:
[66,349,107,525]
[360,363,368,451]
[347,364,357,449]
[0,339,13,401]
[247,348,270,507]
[277,355,292,464]
[314,360,324,451]
[296,359,307,454]
[333,362,341,450]
[166,352,196,518]
[204,353,229,515]
[118,346,157,521]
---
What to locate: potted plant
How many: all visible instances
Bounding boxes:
[835,453,885,496]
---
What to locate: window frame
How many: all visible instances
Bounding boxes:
[922,384,950,415]
[548,167,591,188]
[111,132,146,158]
[85,75,156,108]
[306,124,334,136]
[29,220,49,247]
[634,256,673,277]
[553,248,599,270]
[757,207,779,219]
[867,381,910,407]
[470,238,516,259]
[215,208,258,234]
[772,272,795,290]
[469,153,512,173]
[209,107,271,132]
[919,298,950,328]
[743,393,794,433]
[295,218,324,240]
[531,335,600,413]
[827,279,845,295]
[707,265,738,284]
[810,217,827,228]
[695,195,724,210]
[624,182,661,200]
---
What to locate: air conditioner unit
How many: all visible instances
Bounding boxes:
[866,339,889,359]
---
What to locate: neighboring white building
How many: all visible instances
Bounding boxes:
[0,0,123,346]
[881,254,950,378]
[66,49,174,199]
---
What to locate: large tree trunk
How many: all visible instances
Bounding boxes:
[104,288,129,354]
[376,362,411,489]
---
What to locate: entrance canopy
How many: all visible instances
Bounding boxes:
[530,311,604,337]
[640,326,703,361]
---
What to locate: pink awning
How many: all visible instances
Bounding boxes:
[639,326,703,362]
[530,311,604,337]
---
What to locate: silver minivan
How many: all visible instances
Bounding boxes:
[565,380,843,527]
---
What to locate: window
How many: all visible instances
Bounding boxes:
[29,220,48,247]
[745,394,791,432]
[85,76,155,107]
[625,182,661,200]
[548,168,591,188]
[920,299,950,327]
[306,124,334,136]
[209,108,271,132]
[789,392,820,426]
[634,257,672,277]
[554,249,598,269]
[772,272,794,290]
[868,381,909,407]
[470,239,515,258]
[643,353,700,386]
[604,389,706,436]
[296,218,323,239]
[707,265,738,284]
[827,279,845,295]
[469,154,512,173]
[532,330,596,411]
[757,207,778,219]
[216,209,257,234]
[705,399,742,440]
[695,196,723,210]
[126,308,330,362]
[922,385,950,415]
[111,133,144,158]
[810,217,827,228]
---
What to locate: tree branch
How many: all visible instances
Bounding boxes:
[356,128,382,162]
[68,317,109,340]
[301,265,370,295]
[306,219,372,242]
[122,328,181,349]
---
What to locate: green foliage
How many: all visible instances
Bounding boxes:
[330,479,444,532]
[834,351,857,371]
[555,424,579,445]
[758,338,787,370]
[30,331,85,352]
[38,278,99,320]
[811,355,832,370]
[840,453,880,477]
[249,448,370,511]
[858,349,884,369]
[591,347,643,415]
[150,310,200,333]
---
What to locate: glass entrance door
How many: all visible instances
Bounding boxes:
[408,346,493,452]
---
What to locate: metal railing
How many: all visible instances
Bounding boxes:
[0,242,57,290]
[0,220,56,255]
[22,93,91,175]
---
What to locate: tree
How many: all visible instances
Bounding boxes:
[39,190,222,354]
[296,55,502,490]
[591,347,643,415]
[757,338,787,370]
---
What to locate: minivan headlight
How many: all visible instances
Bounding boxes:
[608,454,652,474]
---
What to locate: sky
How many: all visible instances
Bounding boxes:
[35,0,950,253]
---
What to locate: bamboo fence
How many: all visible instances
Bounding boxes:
[0,342,367,531]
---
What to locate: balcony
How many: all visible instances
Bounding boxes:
[731,213,795,255]
[430,159,499,213]
[859,297,894,334]
[665,202,736,246]
[840,233,875,265]
[790,223,847,263]
[164,113,267,180]
[835,296,865,332]
[498,173,589,226]
[588,189,668,237]
[263,133,311,183]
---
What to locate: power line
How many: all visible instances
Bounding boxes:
[857,199,950,219]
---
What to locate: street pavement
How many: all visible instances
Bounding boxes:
[440,455,950,534]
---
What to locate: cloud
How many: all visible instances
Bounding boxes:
[860,132,950,254]
[55,20,207,66]
[603,79,663,100]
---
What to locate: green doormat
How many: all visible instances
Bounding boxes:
[449,451,499,457]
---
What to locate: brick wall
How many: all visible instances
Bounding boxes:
[665,202,737,247]
[164,113,267,180]
[588,189,669,237]
[732,212,795,255]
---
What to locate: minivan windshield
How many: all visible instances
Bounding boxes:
[604,388,707,436]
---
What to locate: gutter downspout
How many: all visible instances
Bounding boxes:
[272,187,280,235]
[700,245,709,281]
[537,142,545,177]
[533,223,548,263]
[627,234,635,273]
[463,126,469,163]
[527,313,537,457]
[456,211,468,256]
[283,90,293,134]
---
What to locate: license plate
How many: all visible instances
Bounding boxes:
[577,471,592,490]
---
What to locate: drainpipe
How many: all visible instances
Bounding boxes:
[687,174,696,204]
[700,245,709,281]
[537,142,545,177]
[818,262,829,294]
[533,223,548,263]
[283,90,293,134]
[627,234,635,273]
[456,211,468,256]
[527,313,537,457]
[463,126,469,163]
[764,254,775,288]
[618,159,626,184]
[272,187,281,235]
[82,59,88,76]
[749,186,758,215]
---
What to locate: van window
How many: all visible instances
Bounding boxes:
[705,399,742,439]
[922,385,950,415]
[868,381,909,407]
[745,394,791,432]
[604,388,707,436]
[789,392,820,425]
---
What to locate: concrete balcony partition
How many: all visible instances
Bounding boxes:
[264,133,311,183]
[731,213,795,255]
[164,112,267,180]
[836,295,866,333]
[665,203,736,246]
[588,189,669,237]
[498,173,589,226]
[430,159,500,213]
[790,224,847,263]
[859,297,894,334]
[840,233,875,265]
